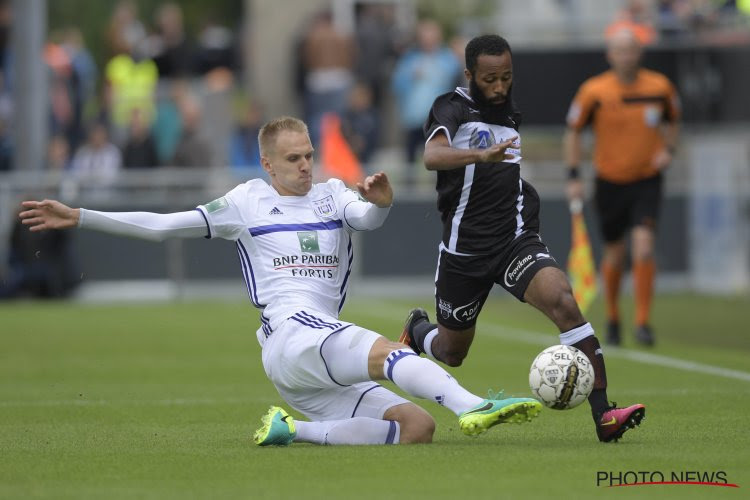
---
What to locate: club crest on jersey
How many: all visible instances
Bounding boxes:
[438,298,453,319]
[297,231,320,253]
[469,128,496,149]
[311,195,337,219]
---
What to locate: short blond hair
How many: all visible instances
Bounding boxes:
[258,116,309,156]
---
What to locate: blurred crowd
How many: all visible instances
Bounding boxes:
[0,0,747,185]
[0,0,748,300]
[0,0,471,189]
[608,0,750,45]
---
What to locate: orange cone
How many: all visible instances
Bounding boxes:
[320,113,364,186]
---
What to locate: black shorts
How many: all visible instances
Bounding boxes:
[594,174,663,242]
[434,231,559,330]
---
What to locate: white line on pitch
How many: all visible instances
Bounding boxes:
[0,397,255,408]
[350,304,750,383]
[480,323,750,383]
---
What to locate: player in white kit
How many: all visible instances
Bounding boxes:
[19,116,541,446]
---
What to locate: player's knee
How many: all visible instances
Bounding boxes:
[554,289,584,327]
[398,411,435,444]
[441,349,468,367]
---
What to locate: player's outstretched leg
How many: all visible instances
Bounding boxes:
[382,345,541,437]
[253,406,408,446]
[254,406,297,446]
[458,392,542,437]
[398,307,432,354]
[524,267,646,442]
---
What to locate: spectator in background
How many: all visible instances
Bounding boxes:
[104,51,158,145]
[228,100,263,178]
[605,0,657,45]
[391,19,461,186]
[123,108,159,168]
[152,80,187,165]
[195,18,236,74]
[341,82,379,165]
[106,0,147,58]
[70,122,122,185]
[44,39,76,149]
[656,0,691,39]
[60,27,97,150]
[0,73,10,170]
[0,207,79,299]
[47,135,71,171]
[300,11,356,147]
[172,96,211,167]
[353,4,400,106]
[149,2,195,78]
[0,117,10,172]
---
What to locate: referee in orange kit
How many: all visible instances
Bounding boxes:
[563,28,680,346]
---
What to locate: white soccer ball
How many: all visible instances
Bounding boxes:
[528,344,595,410]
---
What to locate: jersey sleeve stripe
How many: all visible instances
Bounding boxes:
[193,207,211,239]
[236,240,261,307]
[235,243,255,306]
[425,125,451,146]
[338,236,354,312]
[248,220,343,237]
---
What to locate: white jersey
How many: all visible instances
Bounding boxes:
[196,178,376,343]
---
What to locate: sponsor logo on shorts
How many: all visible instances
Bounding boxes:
[438,298,453,319]
[452,299,481,323]
[504,254,535,288]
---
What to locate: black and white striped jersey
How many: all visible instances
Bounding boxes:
[424,87,541,255]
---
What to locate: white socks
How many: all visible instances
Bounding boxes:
[422,328,439,358]
[383,349,482,415]
[559,322,595,345]
[295,418,400,445]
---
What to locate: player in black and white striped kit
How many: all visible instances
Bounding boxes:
[399,35,645,443]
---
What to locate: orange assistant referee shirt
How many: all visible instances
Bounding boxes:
[567,69,680,184]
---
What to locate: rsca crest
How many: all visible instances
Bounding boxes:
[469,128,496,149]
[312,195,337,219]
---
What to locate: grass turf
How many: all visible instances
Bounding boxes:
[1,294,748,499]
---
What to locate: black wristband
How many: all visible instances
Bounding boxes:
[567,166,580,180]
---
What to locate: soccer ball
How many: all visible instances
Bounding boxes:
[528,344,594,410]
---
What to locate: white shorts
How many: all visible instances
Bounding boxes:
[260,310,410,421]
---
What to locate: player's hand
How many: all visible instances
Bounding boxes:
[356,172,393,208]
[566,179,584,204]
[18,199,80,232]
[476,136,518,163]
[651,147,672,171]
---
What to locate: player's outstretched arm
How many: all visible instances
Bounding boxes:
[423,133,516,171]
[343,172,393,231]
[19,200,208,241]
[20,200,80,231]
[356,172,393,208]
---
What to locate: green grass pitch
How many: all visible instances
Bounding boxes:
[1,293,749,499]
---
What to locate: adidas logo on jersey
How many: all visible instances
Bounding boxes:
[269,207,283,215]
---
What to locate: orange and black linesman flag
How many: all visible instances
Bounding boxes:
[567,199,598,314]
[320,112,365,186]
